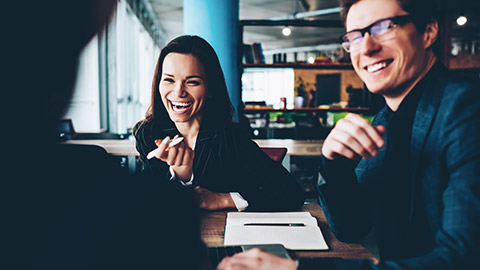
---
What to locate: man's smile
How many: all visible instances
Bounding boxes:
[364,59,393,73]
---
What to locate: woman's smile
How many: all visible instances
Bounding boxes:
[169,100,193,113]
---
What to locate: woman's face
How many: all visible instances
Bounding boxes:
[159,53,208,126]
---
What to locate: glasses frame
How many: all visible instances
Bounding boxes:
[339,15,412,53]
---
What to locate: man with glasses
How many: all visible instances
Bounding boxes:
[218,0,480,269]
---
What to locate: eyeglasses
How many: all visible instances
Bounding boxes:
[339,15,412,53]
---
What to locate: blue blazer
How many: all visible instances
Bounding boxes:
[309,64,480,270]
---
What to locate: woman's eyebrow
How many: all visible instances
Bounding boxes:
[162,73,204,80]
[186,75,204,80]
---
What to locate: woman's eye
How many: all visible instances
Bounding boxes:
[187,80,200,86]
[163,78,174,83]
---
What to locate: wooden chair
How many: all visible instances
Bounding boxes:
[260,147,288,163]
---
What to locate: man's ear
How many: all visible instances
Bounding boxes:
[423,20,439,49]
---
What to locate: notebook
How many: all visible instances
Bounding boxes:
[223,211,329,250]
[207,244,291,267]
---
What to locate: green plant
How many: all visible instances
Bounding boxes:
[295,77,312,98]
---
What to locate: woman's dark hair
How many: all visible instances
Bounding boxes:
[339,0,442,56]
[144,35,234,126]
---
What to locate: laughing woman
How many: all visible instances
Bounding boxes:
[134,35,304,211]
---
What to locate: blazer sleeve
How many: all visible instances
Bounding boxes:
[315,109,388,242]
[316,156,376,242]
[225,125,305,211]
[133,121,171,181]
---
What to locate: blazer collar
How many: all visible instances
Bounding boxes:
[407,62,447,221]
[410,62,447,179]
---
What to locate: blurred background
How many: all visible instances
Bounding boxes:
[66,0,479,135]
[62,0,479,198]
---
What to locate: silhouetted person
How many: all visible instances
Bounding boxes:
[4,1,208,269]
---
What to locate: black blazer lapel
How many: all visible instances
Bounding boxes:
[192,128,218,186]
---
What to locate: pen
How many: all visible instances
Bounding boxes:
[147,137,184,159]
[168,137,184,147]
[243,223,305,227]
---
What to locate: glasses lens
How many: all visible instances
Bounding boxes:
[342,31,363,52]
[371,19,395,41]
[342,42,351,52]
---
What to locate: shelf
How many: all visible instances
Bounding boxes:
[244,107,369,113]
[449,54,480,69]
[243,63,353,70]
[240,19,344,28]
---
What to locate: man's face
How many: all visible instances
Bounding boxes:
[346,0,433,98]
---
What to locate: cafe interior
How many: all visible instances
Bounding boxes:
[62,0,479,198]
[54,0,480,264]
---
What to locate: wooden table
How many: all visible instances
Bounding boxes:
[63,139,323,171]
[63,139,323,157]
[200,203,374,260]
[254,139,323,156]
[63,139,138,156]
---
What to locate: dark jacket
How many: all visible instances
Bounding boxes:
[7,144,207,270]
[134,120,305,211]
[301,63,480,269]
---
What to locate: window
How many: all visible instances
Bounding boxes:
[64,0,161,134]
[63,36,102,132]
[242,68,295,108]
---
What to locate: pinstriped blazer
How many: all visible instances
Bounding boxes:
[134,120,305,211]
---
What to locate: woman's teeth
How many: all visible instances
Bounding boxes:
[367,62,387,73]
[170,101,193,110]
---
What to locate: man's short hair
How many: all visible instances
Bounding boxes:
[339,0,442,55]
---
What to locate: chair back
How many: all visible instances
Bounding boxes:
[260,147,287,163]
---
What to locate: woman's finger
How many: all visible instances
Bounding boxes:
[173,142,185,166]
[147,136,170,160]
[166,144,178,166]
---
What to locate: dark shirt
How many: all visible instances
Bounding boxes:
[7,144,208,270]
[376,73,424,258]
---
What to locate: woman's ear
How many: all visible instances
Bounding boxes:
[423,20,439,49]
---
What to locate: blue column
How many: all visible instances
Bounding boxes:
[183,0,240,121]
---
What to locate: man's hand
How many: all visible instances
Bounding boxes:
[217,248,297,270]
[322,113,385,160]
[194,186,236,210]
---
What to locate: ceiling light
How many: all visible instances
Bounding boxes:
[456,15,467,26]
[282,26,291,36]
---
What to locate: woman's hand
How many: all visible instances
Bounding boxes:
[217,248,297,270]
[194,186,236,210]
[149,135,194,181]
[322,113,385,161]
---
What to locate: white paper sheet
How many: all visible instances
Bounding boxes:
[224,212,329,250]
